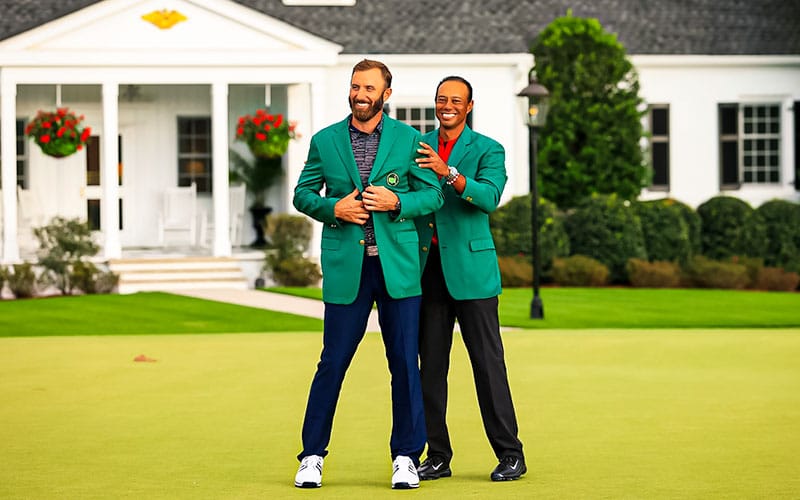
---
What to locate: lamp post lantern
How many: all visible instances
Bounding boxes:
[517,75,550,319]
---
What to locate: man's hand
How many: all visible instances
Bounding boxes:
[334,188,370,224]
[362,185,399,212]
[416,141,448,177]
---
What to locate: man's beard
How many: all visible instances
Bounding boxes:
[350,95,384,123]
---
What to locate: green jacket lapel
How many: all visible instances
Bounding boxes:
[332,116,363,189]
[445,124,474,169]
[368,117,399,184]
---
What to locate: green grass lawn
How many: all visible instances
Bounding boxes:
[0,292,322,337]
[269,286,800,329]
[1,329,798,499]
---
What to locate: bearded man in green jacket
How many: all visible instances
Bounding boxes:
[293,59,443,490]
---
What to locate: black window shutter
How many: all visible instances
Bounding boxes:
[795,101,799,191]
[719,103,739,188]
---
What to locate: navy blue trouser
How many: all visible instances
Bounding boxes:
[298,254,426,464]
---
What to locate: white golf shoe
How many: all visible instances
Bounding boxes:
[391,455,420,489]
[295,455,323,488]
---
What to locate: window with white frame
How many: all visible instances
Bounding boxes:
[647,105,669,190]
[395,106,437,134]
[719,103,781,188]
[177,117,212,193]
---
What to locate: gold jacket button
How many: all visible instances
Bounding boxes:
[422,246,428,252]
[428,222,434,228]
[359,239,365,245]
[466,196,473,202]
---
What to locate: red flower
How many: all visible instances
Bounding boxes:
[56,127,66,138]
[274,114,283,128]
[80,127,92,141]
[40,135,51,143]
[255,132,267,141]
[266,114,274,121]
[42,121,52,129]
[263,124,271,131]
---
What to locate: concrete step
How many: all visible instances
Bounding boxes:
[109,256,249,294]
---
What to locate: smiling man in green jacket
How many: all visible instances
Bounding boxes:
[293,59,443,490]
[414,76,526,482]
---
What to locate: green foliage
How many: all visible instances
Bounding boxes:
[626,258,681,288]
[229,149,283,208]
[683,256,750,290]
[70,261,119,295]
[264,214,321,287]
[552,254,609,286]
[634,198,700,264]
[755,199,800,273]
[563,194,647,282]
[530,14,648,209]
[33,217,99,295]
[497,255,533,287]
[7,263,38,298]
[696,196,766,260]
[490,194,570,280]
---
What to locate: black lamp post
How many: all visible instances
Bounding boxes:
[517,75,550,319]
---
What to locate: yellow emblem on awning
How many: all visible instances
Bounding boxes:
[142,9,187,30]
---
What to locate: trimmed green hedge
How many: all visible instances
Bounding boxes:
[696,196,766,260]
[635,198,700,264]
[563,194,647,283]
[490,194,569,281]
[756,199,800,273]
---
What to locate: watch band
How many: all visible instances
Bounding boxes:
[445,165,460,185]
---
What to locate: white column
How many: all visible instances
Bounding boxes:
[287,82,312,213]
[211,82,231,257]
[1,76,20,263]
[101,83,121,259]
[296,78,327,259]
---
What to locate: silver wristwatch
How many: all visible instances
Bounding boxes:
[445,165,459,185]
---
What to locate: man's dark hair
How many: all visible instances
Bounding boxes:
[352,59,392,89]
[436,76,473,102]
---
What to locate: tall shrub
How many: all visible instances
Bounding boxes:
[530,13,648,209]
[756,199,800,272]
[564,194,647,283]
[490,194,569,280]
[696,196,766,260]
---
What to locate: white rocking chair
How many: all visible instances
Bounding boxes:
[157,182,198,247]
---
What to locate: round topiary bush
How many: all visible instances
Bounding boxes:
[634,198,699,264]
[756,199,800,273]
[696,196,766,260]
[490,194,570,281]
[563,194,647,283]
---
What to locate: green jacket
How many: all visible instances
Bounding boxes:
[415,125,507,300]
[294,115,444,304]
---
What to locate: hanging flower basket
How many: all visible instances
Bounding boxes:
[235,109,298,159]
[25,108,92,159]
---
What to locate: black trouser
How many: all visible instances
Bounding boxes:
[418,244,524,463]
